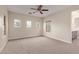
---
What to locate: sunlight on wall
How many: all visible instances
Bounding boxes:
[26,20,32,28]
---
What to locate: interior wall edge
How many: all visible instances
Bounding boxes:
[0,37,8,52]
[0,6,8,52]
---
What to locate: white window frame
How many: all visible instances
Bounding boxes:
[14,19,21,28]
[26,20,32,28]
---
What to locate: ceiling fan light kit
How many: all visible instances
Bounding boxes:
[28,12,32,14]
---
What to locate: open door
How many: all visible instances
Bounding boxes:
[0,15,4,38]
[0,15,6,47]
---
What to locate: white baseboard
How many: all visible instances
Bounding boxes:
[8,35,43,41]
[44,35,72,44]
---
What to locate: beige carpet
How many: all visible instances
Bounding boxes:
[1,37,79,54]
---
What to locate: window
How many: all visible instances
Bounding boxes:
[26,20,32,28]
[46,20,51,32]
[14,19,21,28]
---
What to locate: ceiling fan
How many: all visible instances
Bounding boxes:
[30,5,48,14]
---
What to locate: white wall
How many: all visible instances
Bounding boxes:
[0,6,8,52]
[43,6,79,43]
[8,11,43,40]
[43,9,72,43]
[43,6,76,43]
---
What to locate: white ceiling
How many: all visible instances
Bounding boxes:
[6,5,71,18]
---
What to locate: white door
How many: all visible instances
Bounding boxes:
[0,15,4,40]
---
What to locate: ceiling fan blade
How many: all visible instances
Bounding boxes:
[42,9,48,11]
[38,5,42,10]
[31,8,37,10]
[40,11,43,14]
